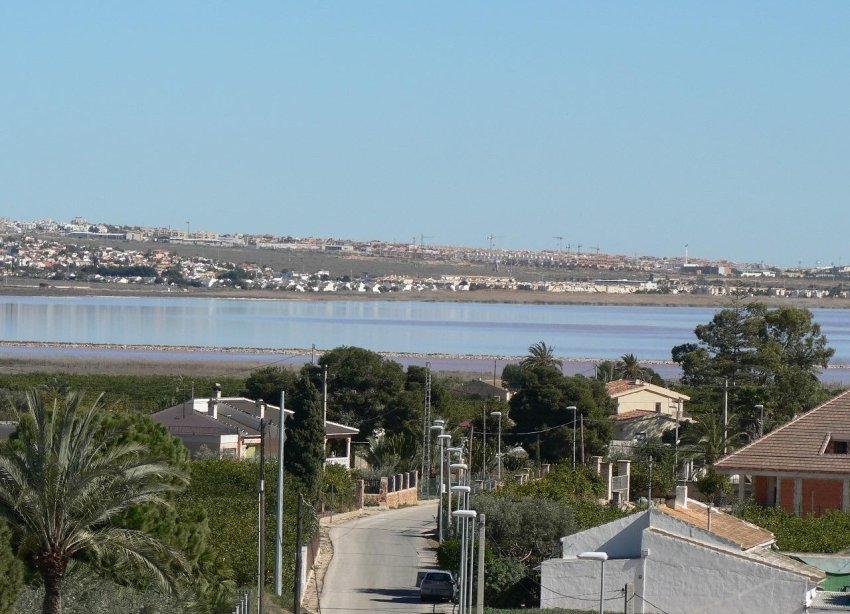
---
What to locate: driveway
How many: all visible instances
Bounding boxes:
[320,501,456,613]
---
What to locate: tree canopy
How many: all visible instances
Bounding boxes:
[502,363,613,464]
[672,303,834,437]
[0,390,189,614]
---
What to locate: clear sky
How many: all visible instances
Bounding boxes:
[2,3,849,266]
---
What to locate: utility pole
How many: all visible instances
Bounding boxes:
[580,414,585,465]
[323,366,328,458]
[274,392,286,596]
[648,456,653,506]
[422,362,432,498]
[568,406,577,470]
[723,379,729,454]
[294,494,304,614]
[258,418,266,614]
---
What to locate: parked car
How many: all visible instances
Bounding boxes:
[418,569,457,602]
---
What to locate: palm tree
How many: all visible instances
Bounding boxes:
[0,390,189,614]
[617,353,647,380]
[520,341,563,370]
[360,432,418,474]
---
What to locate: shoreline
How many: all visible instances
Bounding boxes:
[4,280,850,310]
[1,341,848,381]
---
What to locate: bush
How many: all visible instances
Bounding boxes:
[738,503,850,552]
[322,464,356,512]
[472,495,576,563]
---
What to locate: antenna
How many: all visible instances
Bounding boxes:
[486,234,503,250]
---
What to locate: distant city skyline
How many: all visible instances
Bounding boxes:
[3,3,849,267]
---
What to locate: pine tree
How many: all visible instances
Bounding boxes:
[284,374,325,502]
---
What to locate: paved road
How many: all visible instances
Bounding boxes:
[320,501,457,613]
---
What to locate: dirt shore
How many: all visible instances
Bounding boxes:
[3,279,850,309]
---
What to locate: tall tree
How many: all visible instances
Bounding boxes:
[672,303,834,426]
[0,390,188,614]
[520,341,563,370]
[503,364,613,464]
[307,346,407,438]
[285,374,325,502]
[242,366,298,405]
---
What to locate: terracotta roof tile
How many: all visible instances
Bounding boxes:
[715,390,850,476]
[657,502,774,550]
[606,379,641,396]
[610,410,658,422]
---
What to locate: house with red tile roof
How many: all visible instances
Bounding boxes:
[606,379,690,444]
[715,390,850,517]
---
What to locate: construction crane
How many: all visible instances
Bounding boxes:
[486,234,503,250]
[553,236,565,251]
[576,243,582,255]
[420,234,434,247]
[591,244,600,254]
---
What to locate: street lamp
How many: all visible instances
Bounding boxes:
[437,433,452,542]
[755,404,765,439]
[453,509,478,614]
[430,424,444,518]
[567,406,577,469]
[451,482,469,535]
[446,447,462,535]
[490,411,502,483]
[577,551,608,614]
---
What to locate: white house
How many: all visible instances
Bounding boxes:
[606,379,691,448]
[541,486,826,614]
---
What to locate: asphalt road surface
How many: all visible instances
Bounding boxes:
[320,501,457,613]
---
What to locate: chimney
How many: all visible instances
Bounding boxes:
[208,398,218,420]
[256,399,265,420]
[674,484,688,509]
[214,383,222,400]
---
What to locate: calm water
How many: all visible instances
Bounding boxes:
[3,296,850,368]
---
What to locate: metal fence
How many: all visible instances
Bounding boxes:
[363,477,381,494]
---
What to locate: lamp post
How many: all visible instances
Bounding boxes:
[437,433,452,542]
[453,509,478,614]
[567,406,577,469]
[755,404,765,439]
[490,411,502,483]
[482,403,488,483]
[451,482,469,536]
[577,551,608,614]
[447,447,462,536]
[431,421,444,495]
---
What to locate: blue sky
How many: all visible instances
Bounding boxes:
[2,2,849,266]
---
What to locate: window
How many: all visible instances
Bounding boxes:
[655,402,662,413]
[822,434,850,454]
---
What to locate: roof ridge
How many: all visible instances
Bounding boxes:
[716,389,850,466]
